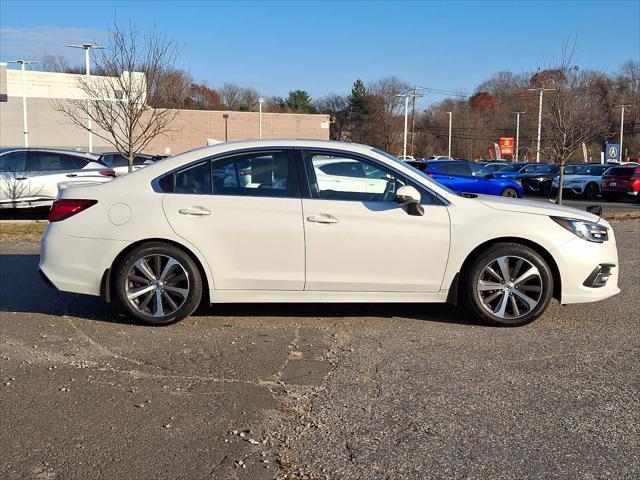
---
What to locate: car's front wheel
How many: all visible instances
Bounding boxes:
[115,242,203,325]
[463,243,554,326]
[584,182,599,200]
[501,187,519,198]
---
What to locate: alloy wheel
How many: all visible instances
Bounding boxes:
[476,255,543,320]
[125,254,190,318]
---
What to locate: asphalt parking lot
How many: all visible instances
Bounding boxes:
[1,221,639,479]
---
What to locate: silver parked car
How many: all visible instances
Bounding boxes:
[0,148,115,209]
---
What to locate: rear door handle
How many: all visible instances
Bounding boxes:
[307,214,338,224]
[15,177,28,180]
[66,173,77,177]
[179,206,211,216]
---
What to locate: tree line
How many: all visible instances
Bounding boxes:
[42,23,639,166]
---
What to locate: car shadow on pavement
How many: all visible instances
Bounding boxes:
[0,254,484,327]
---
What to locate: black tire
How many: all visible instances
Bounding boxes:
[584,182,599,200]
[501,188,519,198]
[463,243,554,327]
[115,242,203,325]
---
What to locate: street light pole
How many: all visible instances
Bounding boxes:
[529,88,553,163]
[258,97,264,139]
[8,60,38,147]
[68,44,105,152]
[223,114,229,142]
[446,111,452,158]
[617,104,631,161]
[513,111,524,162]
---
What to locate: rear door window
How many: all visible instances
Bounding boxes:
[210,150,296,197]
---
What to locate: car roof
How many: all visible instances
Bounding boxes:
[0,147,101,160]
[424,160,473,166]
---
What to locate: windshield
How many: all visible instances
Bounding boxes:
[573,165,608,176]
[497,164,525,173]
[372,148,459,196]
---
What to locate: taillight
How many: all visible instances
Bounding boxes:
[48,199,97,222]
[99,170,116,178]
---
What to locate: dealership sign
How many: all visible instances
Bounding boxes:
[605,143,621,162]
[499,137,515,157]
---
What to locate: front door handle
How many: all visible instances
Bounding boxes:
[15,177,28,180]
[179,206,211,216]
[66,173,77,177]
[307,214,338,224]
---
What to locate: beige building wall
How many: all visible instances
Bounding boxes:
[0,65,330,154]
[145,109,331,156]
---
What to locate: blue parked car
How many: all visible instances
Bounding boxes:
[407,160,524,198]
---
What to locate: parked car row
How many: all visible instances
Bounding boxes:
[404,158,639,202]
[0,148,163,209]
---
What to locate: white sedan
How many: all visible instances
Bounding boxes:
[39,140,619,327]
[551,164,611,199]
[0,148,114,209]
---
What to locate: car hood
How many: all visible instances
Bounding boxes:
[476,195,600,222]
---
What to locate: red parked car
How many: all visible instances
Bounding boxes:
[601,166,640,201]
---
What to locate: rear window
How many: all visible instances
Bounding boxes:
[605,167,634,176]
[438,163,472,176]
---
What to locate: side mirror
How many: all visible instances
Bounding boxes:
[395,185,424,216]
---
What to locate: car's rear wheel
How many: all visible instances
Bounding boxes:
[501,188,519,198]
[115,242,203,325]
[463,243,554,327]
[584,182,599,200]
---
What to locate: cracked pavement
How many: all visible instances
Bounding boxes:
[1,220,638,479]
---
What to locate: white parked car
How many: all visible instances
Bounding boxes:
[0,148,115,209]
[98,152,158,177]
[551,164,611,199]
[39,140,619,327]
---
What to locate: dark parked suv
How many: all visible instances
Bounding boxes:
[514,163,559,196]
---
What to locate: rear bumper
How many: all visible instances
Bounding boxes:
[39,222,128,296]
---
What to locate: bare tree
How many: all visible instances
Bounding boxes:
[538,46,610,204]
[367,76,410,152]
[315,93,350,141]
[40,52,84,74]
[53,22,190,171]
[218,82,261,111]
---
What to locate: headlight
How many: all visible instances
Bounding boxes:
[551,217,608,243]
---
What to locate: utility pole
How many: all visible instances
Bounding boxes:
[68,44,105,152]
[528,88,554,163]
[409,86,422,157]
[8,60,38,147]
[617,104,631,161]
[396,94,410,159]
[446,111,452,158]
[513,111,524,162]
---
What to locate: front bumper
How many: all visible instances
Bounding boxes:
[555,225,620,304]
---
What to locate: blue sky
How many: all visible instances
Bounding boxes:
[1,0,638,107]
